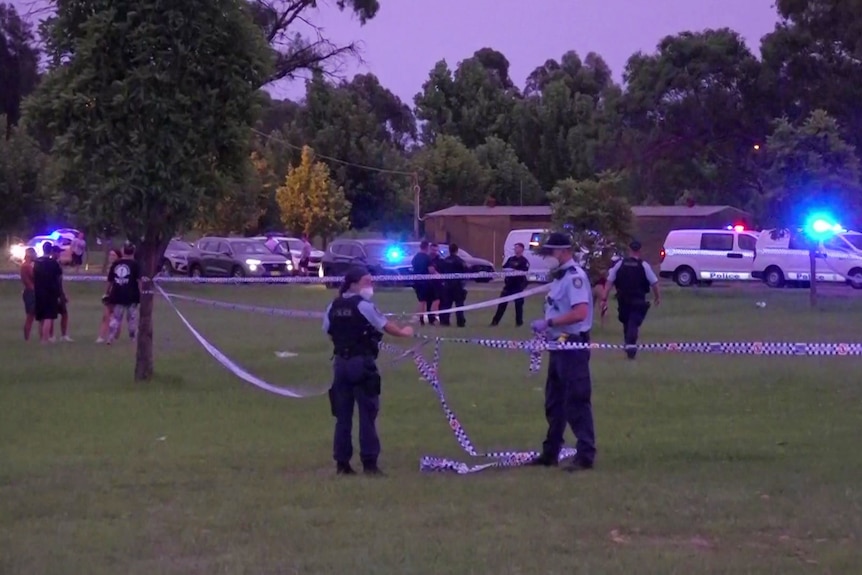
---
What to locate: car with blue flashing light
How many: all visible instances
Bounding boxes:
[320,239,413,287]
[403,242,496,283]
[186,237,291,278]
[9,229,79,265]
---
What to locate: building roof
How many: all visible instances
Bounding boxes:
[425,205,553,217]
[425,204,748,218]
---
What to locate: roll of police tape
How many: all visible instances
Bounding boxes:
[0,270,528,284]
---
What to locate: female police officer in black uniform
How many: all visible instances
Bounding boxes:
[322,266,414,475]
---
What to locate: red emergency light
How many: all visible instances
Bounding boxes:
[726,224,745,232]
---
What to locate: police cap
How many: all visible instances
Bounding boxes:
[629,239,642,251]
[541,232,573,249]
[340,265,370,293]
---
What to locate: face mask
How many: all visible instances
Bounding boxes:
[359,287,374,300]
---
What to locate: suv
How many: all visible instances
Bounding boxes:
[404,242,495,283]
[320,239,413,286]
[251,235,325,277]
[187,237,291,278]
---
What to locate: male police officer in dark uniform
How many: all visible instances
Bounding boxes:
[322,266,414,475]
[438,243,467,327]
[601,240,660,359]
[528,232,596,472]
[491,242,529,327]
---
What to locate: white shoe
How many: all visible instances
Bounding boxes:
[61,336,73,342]
[96,337,105,344]
[48,337,56,343]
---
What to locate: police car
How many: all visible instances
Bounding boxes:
[659,227,758,286]
[752,229,862,289]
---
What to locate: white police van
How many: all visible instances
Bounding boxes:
[659,227,758,287]
[752,229,862,288]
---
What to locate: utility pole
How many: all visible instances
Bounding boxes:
[412,173,421,239]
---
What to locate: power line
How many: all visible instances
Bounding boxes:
[250,128,416,176]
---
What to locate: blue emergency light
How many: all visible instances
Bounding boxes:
[385,247,403,263]
[803,212,843,241]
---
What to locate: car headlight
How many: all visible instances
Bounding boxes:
[245,259,261,265]
[10,244,25,259]
[286,261,293,270]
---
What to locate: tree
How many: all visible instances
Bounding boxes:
[413,49,519,147]
[619,29,766,206]
[410,135,489,214]
[548,172,634,283]
[472,136,543,205]
[26,0,272,380]
[0,116,48,234]
[276,145,350,241]
[247,0,379,86]
[195,151,274,235]
[0,3,40,138]
[760,0,862,157]
[757,110,862,306]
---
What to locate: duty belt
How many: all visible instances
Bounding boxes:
[332,348,376,360]
[553,331,591,345]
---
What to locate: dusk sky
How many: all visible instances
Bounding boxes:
[12,0,781,105]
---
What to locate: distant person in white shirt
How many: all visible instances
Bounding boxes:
[299,234,312,276]
[71,233,86,269]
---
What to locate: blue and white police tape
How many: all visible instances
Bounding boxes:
[161,281,550,319]
[157,287,557,473]
[0,269,529,284]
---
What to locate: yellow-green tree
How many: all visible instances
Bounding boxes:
[276,146,350,240]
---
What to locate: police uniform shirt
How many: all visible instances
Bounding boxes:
[544,260,593,338]
[503,255,529,288]
[607,259,658,285]
[322,294,388,334]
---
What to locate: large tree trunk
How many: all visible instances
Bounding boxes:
[134,235,168,381]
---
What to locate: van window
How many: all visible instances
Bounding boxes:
[700,233,734,251]
[529,232,543,246]
[788,234,809,251]
[737,234,757,251]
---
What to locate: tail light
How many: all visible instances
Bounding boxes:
[660,248,666,263]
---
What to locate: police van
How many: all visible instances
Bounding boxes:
[659,227,758,286]
[752,229,862,288]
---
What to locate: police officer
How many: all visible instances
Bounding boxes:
[322,266,414,475]
[438,243,467,327]
[601,240,660,360]
[490,242,529,327]
[528,232,596,472]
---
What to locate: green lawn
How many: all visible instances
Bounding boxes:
[1,280,861,574]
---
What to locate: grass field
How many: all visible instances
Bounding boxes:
[1,279,861,574]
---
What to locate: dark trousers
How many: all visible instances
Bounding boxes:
[439,286,466,327]
[329,356,380,466]
[542,337,596,464]
[618,299,650,358]
[491,285,524,326]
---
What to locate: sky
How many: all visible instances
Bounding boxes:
[11,0,781,105]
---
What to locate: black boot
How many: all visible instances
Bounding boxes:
[363,463,385,476]
[562,458,594,473]
[336,462,355,475]
[527,452,558,467]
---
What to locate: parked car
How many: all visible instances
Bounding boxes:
[186,237,291,278]
[9,231,76,265]
[404,242,495,283]
[160,239,194,275]
[320,239,413,287]
[251,235,324,277]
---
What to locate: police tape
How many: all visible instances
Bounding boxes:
[162,282,549,318]
[0,270,529,284]
[156,286,562,472]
